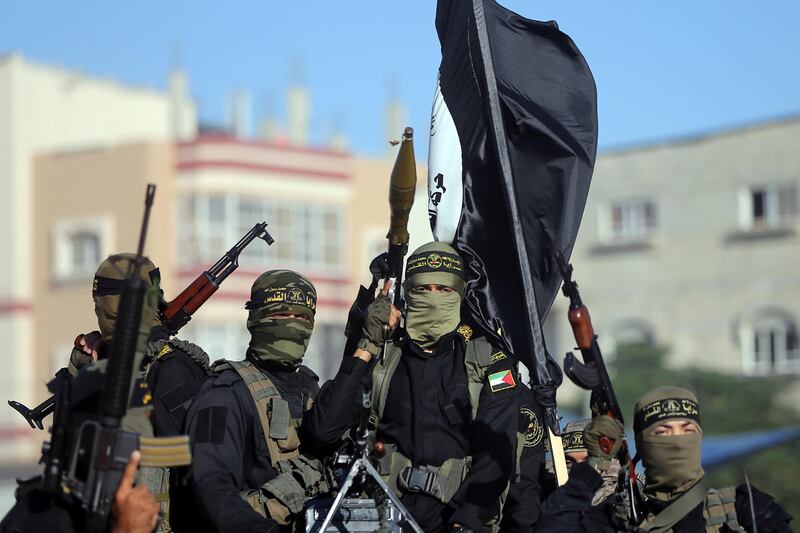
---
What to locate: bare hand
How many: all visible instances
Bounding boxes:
[111,451,160,533]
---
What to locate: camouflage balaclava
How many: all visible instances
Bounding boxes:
[403,242,465,349]
[93,254,162,345]
[634,386,704,502]
[245,270,316,369]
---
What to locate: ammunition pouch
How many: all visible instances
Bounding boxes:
[241,456,329,526]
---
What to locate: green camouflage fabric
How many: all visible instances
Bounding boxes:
[246,270,316,368]
[93,253,162,345]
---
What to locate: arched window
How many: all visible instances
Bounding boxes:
[740,310,799,375]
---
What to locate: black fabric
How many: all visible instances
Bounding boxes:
[535,462,617,533]
[735,484,794,533]
[435,0,597,401]
[170,358,352,532]
[0,477,81,533]
[500,386,546,532]
[194,406,228,445]
[405,250,464,278]
[646,498,705,533]
[633,398,701,432]
[146,339,207,437]
[299,355,371,456]
[377,333,519,532]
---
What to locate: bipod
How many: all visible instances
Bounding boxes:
[309,391,422,533]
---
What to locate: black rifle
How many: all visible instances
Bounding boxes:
[38,184,169,532]
[555,253,643,524]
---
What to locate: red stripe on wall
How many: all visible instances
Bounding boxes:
[0,301,32,316]
[178,135,349,158]
[176,160,349,181]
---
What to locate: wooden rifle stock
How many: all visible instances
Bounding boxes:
[556,253,642,524]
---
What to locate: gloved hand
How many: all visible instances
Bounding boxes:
[583,414,625,472]
[358,300,390,358]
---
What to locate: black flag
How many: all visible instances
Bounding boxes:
[430,0,598,430]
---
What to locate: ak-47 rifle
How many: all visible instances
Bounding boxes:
[555,253,643,524]
[161,221,274,333]
[9,222,275,430]
[40,185,191,532]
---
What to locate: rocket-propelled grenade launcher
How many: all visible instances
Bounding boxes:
[385,127,417,307]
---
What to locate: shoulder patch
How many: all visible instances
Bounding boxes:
[457,324,473,342]
[520,407,544,447]
[488,369,516,392]
[157,344,173,358]
[490,351,507,363]
[193,406,228,444]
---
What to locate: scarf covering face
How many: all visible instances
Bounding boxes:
[405,288,462,349]
[403,242,465,349]
[633,386,704,501]
[245,270,316,369]
[93,254,161,345]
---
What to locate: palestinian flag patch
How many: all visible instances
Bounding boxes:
[488,370,516,392]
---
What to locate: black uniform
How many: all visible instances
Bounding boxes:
[306,330,520,532]
[536,462,793,533]
[172,355,369,533]
[144,326,208,437]
[500,386,547,533]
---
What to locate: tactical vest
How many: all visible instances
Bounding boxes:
[142,338,210,532]
[637,484,743,533]
[368,327,520,529]
[210,359,324,525]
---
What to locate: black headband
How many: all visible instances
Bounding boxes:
[246,286,317,312]
[92,268,161,297]
[562,430,586,452]
[634,398,701,432]
[405,250,464,278]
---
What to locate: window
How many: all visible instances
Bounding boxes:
[741,184,799,230]
[305,322,346,380]
[601,199,656,242]
[178,194,345,274]
[52,216,112,282]
[741,312,800,375]
[182,321,249,361]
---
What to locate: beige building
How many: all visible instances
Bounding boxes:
[0,54,195,459]
[6,54,798,466]
[548,117,800,408]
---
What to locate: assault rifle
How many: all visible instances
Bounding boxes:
[161,221,274,333]
[9,222,274,430]
[41,185,191,532]
[555,253,643,524]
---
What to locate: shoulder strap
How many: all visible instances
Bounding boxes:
[166,338,211,371]
[464,336,493,420]
[370,341,403,429]
[703,487,744,532]
[639,482,707,533]
[223,360,300,466]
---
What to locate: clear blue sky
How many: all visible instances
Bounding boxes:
[2,1,798,155]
